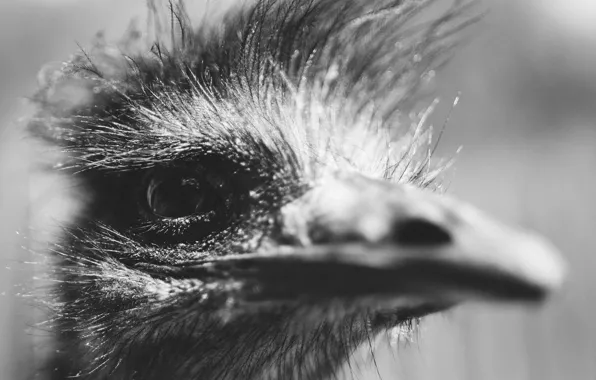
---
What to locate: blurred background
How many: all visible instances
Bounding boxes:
[1,0,595,379]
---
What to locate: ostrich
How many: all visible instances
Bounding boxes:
[27,0,565,379]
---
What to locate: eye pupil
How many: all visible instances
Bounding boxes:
[147,176,206,218]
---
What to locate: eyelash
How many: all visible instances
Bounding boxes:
[133,210,218,237]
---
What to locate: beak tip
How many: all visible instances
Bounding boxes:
[457,227,567,303]
[521,235,567,297]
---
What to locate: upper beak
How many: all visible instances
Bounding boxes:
[176,174,566,309]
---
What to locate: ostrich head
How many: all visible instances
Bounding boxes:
[28,0,565,379]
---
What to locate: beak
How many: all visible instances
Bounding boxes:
[178,175,566,309]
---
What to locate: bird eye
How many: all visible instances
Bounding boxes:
[137,165,246,242]
[142,167,229,223]
[146,175,207,218]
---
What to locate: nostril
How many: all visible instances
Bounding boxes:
[394,218,452,246]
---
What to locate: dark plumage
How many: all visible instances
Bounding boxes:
[28,1,564,379]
